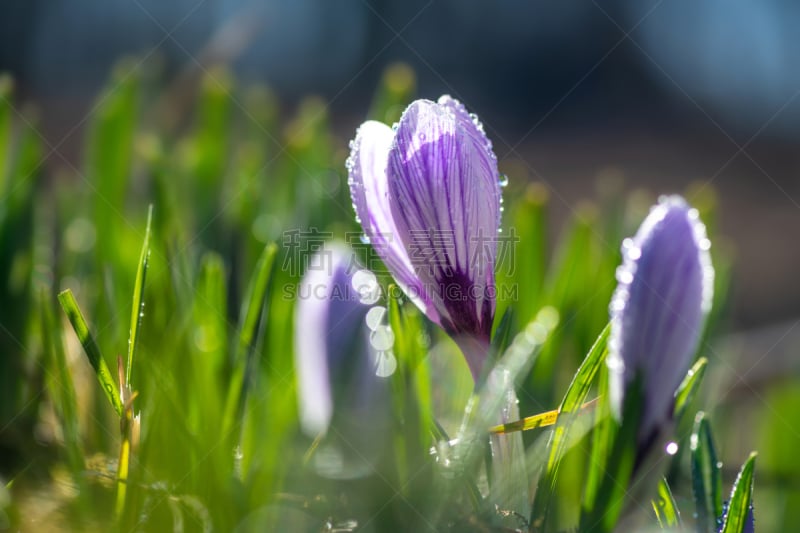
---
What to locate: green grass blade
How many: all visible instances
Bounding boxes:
[583,363,612,515]
[555,322,611,418]
[88,62,138,269]
[386,285,433,496]
[721,452,757,533]
[40,290,83,476]
[532,322,610,528]
[505,183,548,325]
[490,306,514,358]
[652,477,682,528]
[223,243,278,436]
[238,243,278,353]
[530,204,604,399]
[126,205,153,386]
[691,412,723,532]
[674,357,708,423]
[58,289,123,416]
[578,383,641,533]
[452,307,559,477]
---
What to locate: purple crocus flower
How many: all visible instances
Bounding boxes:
[607,195,715,440]
[294,244,393,438]
[347,96,502,380]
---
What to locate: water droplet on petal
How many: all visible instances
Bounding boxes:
[498,174,509,187]
[418,133,426,142]
[360,234,371,245]
[616,267,634,284]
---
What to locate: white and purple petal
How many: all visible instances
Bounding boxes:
[347,120,441,325]
[346,96,503,380]
[295,244,390,437]
[607,195,715,439]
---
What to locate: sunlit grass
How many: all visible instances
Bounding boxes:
[0,60,768,532]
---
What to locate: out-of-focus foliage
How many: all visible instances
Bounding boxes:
[0,60,776,532]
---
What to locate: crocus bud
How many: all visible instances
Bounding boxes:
[347,96,502,380]
[607,195,714,441]
[294,244,393,443]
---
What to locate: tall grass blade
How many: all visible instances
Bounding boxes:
[720,452,757,533]
[531,322,610,528]
[652,477,682,528]
[674,357,708,423]
[58,289,123,416]
[223,243,278,437]
[126,205,152,386]
[40,290,83,476]
[691,412,723,533]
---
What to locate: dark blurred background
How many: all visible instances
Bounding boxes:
[1,0,799,328]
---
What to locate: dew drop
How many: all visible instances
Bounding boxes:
[365,306,386,331]
[370,325,394,351]
[665,441,679,455]
[374,350,397,377]
[360,234,371,245]
[418,133,426,142]
[352,269,381,305]
[616,268,634,284]
[498,174,509,187]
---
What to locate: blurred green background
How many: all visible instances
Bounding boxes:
[1,2,799,531]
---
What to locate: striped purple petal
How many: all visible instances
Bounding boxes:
[607,195,715,440]
[387,99,501,335]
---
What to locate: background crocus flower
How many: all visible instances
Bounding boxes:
[607,195,715,441]
[294,244,393,444]
[347,95,502,380]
